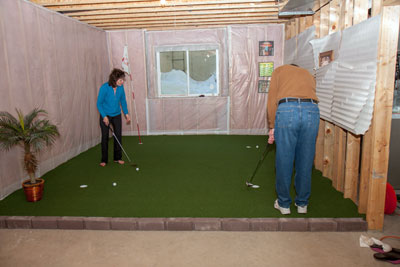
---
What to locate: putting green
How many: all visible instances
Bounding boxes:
[0,135,362,218]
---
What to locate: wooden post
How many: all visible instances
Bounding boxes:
[313,10,321,38]
[344,133,361,202]
[322,0,341,180]
[353,0,369,24]
[290,19,296,38]
[366,5,400,230]
[315,120,325,171]
[306,15,314,29]
[314,4,330,172]
[320,4,330,36]
[333,126,346,191]
[341,0,367,204]
[359,129,372,213]
[358,0,383,217]
[323,123,335,179]
[371,0,383,16]
[299,16,306,33]
[329,0,341,32]
[285,22,290,40]
[344,0,355,29]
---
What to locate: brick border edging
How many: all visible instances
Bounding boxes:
[0,216,367,231]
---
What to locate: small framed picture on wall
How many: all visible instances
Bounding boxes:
[319,50,334,67]
[258,78,271,93]
[259,41,274,56]
[259,62,274,77]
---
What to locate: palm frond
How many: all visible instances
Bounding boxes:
[24,108,47,129]
[16,109,25,131]
[0,111,24,151]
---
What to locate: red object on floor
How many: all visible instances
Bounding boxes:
[385,183,397,215]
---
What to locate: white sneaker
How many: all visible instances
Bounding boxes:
[274,199,291,215]
[295,203,308,214]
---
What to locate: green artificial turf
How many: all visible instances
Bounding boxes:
[0,135,362,218]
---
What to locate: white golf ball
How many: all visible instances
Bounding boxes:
[113,182,117,186]
[136,167,139,171]
[256,145,259,148]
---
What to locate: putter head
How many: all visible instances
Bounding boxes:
[246,181,260,189]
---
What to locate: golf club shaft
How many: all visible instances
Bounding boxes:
[108,125,132,163]
[248,144,272,183]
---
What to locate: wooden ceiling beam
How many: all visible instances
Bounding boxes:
[95,17,283,27]
[90,14,279,26]
[34,0,279,11]
[101,19,287,30]
[73,7,278,19]
[33,0,278,5]
[135,22,286,31]
[80,11,279,22]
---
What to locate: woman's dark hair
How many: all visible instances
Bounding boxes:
[108,68,126,88]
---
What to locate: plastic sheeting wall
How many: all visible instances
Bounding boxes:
[106,30,147,136]
[332,16,380,134]
[286,16,381,135]
[294,26,316,74]
[107,25,284,135]
[230,25,284,135]
[0,0,109,200]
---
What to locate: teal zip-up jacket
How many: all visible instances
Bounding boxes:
[97,82,129,119]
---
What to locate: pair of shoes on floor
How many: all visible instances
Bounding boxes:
[373,250,400,264]
[370,242,400,264]
[274,200,308,215]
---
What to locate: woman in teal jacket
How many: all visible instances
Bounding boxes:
[97,68,131,167]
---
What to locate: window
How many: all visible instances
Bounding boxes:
[156,45,219,97]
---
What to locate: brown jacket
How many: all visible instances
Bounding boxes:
[267,65,317,128]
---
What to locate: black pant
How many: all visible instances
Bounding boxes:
[100,114,122,163]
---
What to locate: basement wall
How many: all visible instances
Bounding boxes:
[106,24,284,135]
[0,0,109,200]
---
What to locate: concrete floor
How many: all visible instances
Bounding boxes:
[0,214,399,267]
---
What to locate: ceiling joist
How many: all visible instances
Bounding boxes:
[30,0,292,30]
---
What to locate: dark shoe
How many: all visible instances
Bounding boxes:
[373,251,400,264]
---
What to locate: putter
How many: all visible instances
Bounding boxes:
[108,125,138,167]
[246,143,273,188]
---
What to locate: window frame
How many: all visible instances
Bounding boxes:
[155,44,220,98]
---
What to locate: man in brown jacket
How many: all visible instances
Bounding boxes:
[267,64,320,215]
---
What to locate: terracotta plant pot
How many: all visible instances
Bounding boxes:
[22,178,45,202]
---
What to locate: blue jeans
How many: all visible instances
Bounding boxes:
[274,101,320,208]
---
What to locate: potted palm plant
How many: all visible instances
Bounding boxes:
[0,108,60,202]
